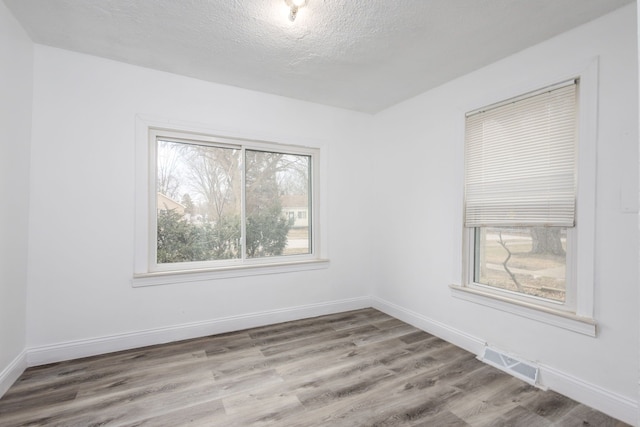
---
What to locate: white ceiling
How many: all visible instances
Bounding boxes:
[3,0,634,113]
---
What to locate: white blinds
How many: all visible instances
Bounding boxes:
[464,82,577,227]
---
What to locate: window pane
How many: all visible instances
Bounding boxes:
[245,150,311,258]
[156,139,241,263]
[474,227,566,302]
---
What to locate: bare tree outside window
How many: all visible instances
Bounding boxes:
[156,140,182,200]
[155,139,311,264]
[475,227,567,302]
[246,150,311,258]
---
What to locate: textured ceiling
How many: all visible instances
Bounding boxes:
[3,0,634,113]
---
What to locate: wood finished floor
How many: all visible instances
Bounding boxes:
[0,309,629,427]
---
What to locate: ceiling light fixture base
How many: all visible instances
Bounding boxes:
[285,0,308,22]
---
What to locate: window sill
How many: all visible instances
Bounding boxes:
[133,259,330,287]
[449,284,596,337]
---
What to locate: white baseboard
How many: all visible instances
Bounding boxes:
[27,296,372,367]
[371,296,486,355]
[372,296,638,426]
[539,363,638,426]
[0,350,27,399]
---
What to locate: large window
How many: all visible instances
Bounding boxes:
[148,128,319,274]
[463,81,578,311]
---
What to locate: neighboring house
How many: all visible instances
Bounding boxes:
[281,195,309,228]
[157,193,185,215]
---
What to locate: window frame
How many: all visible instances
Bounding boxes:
[133,118,329,287]
[450,59,598,336]
[463,226,577,312]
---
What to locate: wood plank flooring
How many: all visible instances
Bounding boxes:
[0,309,629,426]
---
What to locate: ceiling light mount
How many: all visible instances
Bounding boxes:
[285,0,307,22]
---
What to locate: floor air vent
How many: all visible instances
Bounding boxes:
[480,347,541,387]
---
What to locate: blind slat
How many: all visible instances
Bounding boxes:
[464,82,577,227]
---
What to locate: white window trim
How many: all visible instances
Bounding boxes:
[450,58,598,336]
[133,116,329,287]
[462,227,578,313]
[449,284,596,336]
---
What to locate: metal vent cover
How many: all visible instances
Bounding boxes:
[480,347,541,387]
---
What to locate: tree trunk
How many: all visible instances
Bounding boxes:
[530,227,565,256]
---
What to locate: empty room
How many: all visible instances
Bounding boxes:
[1,0,638,425]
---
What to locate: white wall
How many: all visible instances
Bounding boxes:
[371,4,638,423]
[6,2,639,423]
[0,1,32,396]
[637,3,640,425]
[26,45,376,359]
